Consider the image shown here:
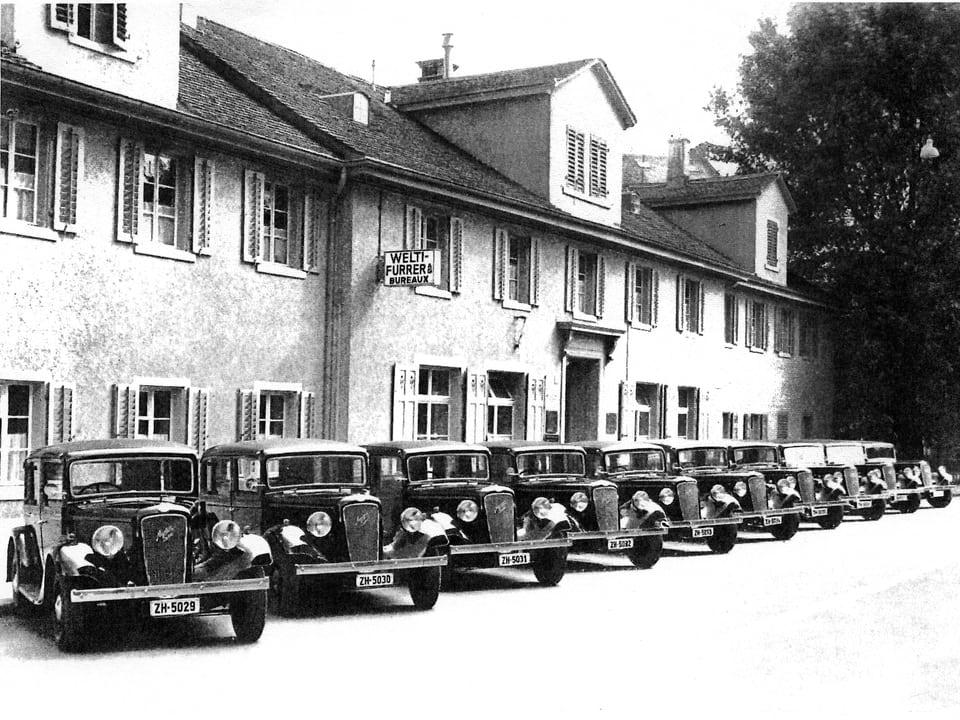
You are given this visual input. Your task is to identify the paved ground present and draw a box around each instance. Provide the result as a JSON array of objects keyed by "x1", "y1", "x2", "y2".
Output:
[{"x1": 2, "y1": 505, "x2": 959, "y2": 718}]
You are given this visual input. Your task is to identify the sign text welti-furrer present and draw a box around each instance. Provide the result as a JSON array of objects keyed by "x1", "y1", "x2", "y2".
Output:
[{"x1": 381, "y1": 249, "x2": 438, "y2": 287}]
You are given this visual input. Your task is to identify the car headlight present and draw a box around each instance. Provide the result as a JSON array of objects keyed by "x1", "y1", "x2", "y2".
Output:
[
  {"x1": 212, "y1": 519, "x2": 243, "y2": 550},
  {"x1": 401, "y1": 507, "x2": 424, "y2": 533},
  {"x1": 532, "y1": 496, "x2": 551, "y2": 520},
  {"x1": 710, "y1": 484, "x2": 726, "y2": 502},
  {"x1": 777, "y1": 476, "x2": 797, "y2": 493},
  {"x1": 305, "y1": 511, "x2": 333, "y2": 538},
  {"x1": 821, "y1": 473, "x2": 834, "y2": 484},
  {"x1": 456, "y1": 499, "x2": 478, "y2": 523},
  {"x1": 733, "y1": 480, "x2": 748, "y2": 497},
  {"x1": 570, "y1": 492, "x2": 589, "y2": 513},
  {"x1": 658, "y1": 488, "x2": 675, "y2": 506},
  {"x1": 938, "y1": 465, "x2": 953, "y2": 483},
  {"x1": 92, "y1": 525, "x2": 124, "y2": 558},
  {"x1": 632, "y1": 490, "x2": 650, "y2": 510}
]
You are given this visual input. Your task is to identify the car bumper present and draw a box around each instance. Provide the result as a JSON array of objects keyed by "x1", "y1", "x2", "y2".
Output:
[
  {"x1": 846, "y1": 495, "x2": 888, "y2": 510},
  {"x1": 70, "y1": 576, "x2": 269, "y2": 604},
  {"x1": 801, "y1": 501, "x2": 847, "y2": 518},
  {"x1": 665, "y1": 516, "x2": 742, "y2": 538},
  {"x1": 447, "y1": 537, "x2": 571, "y2": 557},
  {"x1": 888, "y1": 487, "x2": 926, "y2": 502},
  {"x1": 741, "y1": 507, "x2": 805, "y2": 527},
  {"x1": 926, "y1": 487, "x2": 953, "y2": 499},
  {"x1": 294, "y1": 554, "x2": 447, "y2": 577},
  {"x1": 569, "y1": 526, "x2": 667, "y2": 552}
]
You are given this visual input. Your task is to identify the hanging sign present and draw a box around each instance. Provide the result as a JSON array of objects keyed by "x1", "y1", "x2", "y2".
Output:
[{"x1": 380, "y1": 249, "x2": 438, "y2": 287}]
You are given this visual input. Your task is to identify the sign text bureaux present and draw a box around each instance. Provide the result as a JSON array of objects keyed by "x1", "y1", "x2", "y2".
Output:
[{"x1": 381, "y1": 249, "x2": 438, "y2": 287}]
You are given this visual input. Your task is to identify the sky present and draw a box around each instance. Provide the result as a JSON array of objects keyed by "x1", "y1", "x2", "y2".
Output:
[{"x1": 189, "y1": 0, "x2": 795, "y2": 155}]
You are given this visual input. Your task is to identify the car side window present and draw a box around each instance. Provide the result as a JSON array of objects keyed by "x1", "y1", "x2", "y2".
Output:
[
  {"x1": 205, "y1": 459, "x2": 234, "y2": 495},
  {"x1": 42, "y1": 461, "x2": 63, "y2": 502},
  {"x1": 23, "y1": 461, "x2": 38, "y2": 505},
  {"x1": 238, "y1": 457, "x2": 261, "y2": 492}
]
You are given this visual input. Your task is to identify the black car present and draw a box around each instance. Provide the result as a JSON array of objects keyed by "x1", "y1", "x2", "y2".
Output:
[
  {"x1": 819, "y1": 440, "x2": 895, "y2": 521},
  {"x1": 859, "y1": 441, "x2": 954, "y2": 511}
]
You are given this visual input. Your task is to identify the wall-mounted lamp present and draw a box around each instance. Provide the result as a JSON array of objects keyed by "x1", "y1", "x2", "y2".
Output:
[{"x1": 513, "y1": 315, "x2": 527, "y2": 350}]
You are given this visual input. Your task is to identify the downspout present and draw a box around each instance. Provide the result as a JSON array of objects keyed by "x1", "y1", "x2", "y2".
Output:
[{"x1": 324, "y1": 166, "x2": 350, "y2": 440}]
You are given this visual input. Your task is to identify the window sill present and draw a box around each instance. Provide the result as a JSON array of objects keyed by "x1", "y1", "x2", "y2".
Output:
[
  {"x1": 0, "y1": 219, "x2": 60, "y2": 242},
  {"x1": 765, "y1": 263, "x2": 781, "y2": 272},
  {"x1": 571, "y1": 310, "x2": 598, "y2": 323},
  {"x1": 561, "y1": 185, "x2": 613, "y2": 209},
  {"x1": 502, "y1": 299, "x2": 532, "y2": 313},
  {"x1": 777, "y1": 351, "x2": 793, "y2": 358},
  {"x1": 66, "y1": 34, "x2": 136, "y2": 63},
  {"x1": 724, "y1": 342, "x2": 739, "y2": 348},
  {"x1": 747, "y1": 346, "x2": 768, "y2": 354},
  {"x1": 629, "y1": 321, "x2": 655, "y2": 332},
  {"x1": 256, "y1": 261, "x2": 307, "y2": 279},
  {"x1": 134, "y1": 243, "x2": 196, "y2": 263},
  {"x1": 415, "y1": 286, "x2": 452, "y2": 300}
]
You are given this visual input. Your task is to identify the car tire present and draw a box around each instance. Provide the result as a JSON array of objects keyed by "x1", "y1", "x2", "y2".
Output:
[
  {"x1": 7, "y1": 540, "x2": 32, "y2": 616},
  {"x1": 532, "y1": 547, "x2": 567, "y2": 587},
  {"x1": 231, "y1": 568, "x2": 267, "y2": 643},
  {"x1": 52, "y1": 578, "x2": 86, "y2": 653},
  {"x1": 860, "y1": 499, "x2": 885, "y2": 521},
  {"x1": 706, "y1": 525, "x2": 737, "y2": 554},
  {"x1": 271, "y1": 562, "x2": 302, "y2": 618},
  {"x1": 769, "y1": 514, "x2": 800, "y2": 541},
  {"x1": 897, "y1": 494, "x2": 921, "y2": 514},
  {"x1": 814, "y1": 506, "x2": 843, "y2": 530},
  {"x1": 408, "y1": 550, "x2": 442, "y2": 610},
  {"x1": 627, "y1": 535, "x2": 663, "y2": 569},
  {"x1": 928, "y1": 492, "x2": 953, "y2": 509}
]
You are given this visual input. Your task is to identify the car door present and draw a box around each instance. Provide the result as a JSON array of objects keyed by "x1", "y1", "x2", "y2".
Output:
[
  {"x1": 231, "y1": 455, "x2": 263, "y2": 531},
  {"x1": 38, "y1": 460, "x2": 64, "y2": 560}
]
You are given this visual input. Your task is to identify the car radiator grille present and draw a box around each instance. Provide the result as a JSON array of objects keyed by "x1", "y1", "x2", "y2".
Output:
[
  {"x1": 343, "y1": 503, "x2": 380, "y2": 563},
  {"x1": 798, "y1": 471, "x2": 815, "y2": 504},
  {"x1": 592, "y1": 486, "x2": 619, "y2": 532},
  {"x1": 844, "y1": 468, "x2": 860, "y2": 497},
  {"x1": 484, "y1": 492, "x2": 515, "y2": 544},
  {"x1": 882, "y1": 464, "x2": 897, "y2": 490},
  {"x1": 748, "y1": 477, "x2": 767, "y2": 511},
  {"x1": 677, "y1": 482, "x2": 700, "y2": 521},
  {"x1": 141, "y1": 514, "x2": 188, "y2": 585},
  {"x1": 920, "y1": 461, "x2": 933, "y2": 486}
]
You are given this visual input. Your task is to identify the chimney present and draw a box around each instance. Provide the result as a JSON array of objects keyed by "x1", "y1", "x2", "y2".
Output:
[
  {"x1": 416, "y1": 58, "x2": 444, "y2": 82},
  {"x1": 442, "y1": 33, "x2": 453, "y2": 79},
  {"x1": 666, "y1": 135, "x2": 689, "y2": 187}
]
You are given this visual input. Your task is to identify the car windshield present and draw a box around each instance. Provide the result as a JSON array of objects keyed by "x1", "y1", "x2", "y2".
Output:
[
  {"x1": 605, "y1": 450, "x2": 665, "y2": 474},
  {"x1": 677, "y1": 448, "x2": 727, "y2": 468},
  {"x1": 865, "y1": 445, "x2": 896, "y2": 461},
  {"x1": 782, "y1": 445, "x2": 826, "y2": 466},
  {"x1": 70, "y1": 457, "x2": 193, "y2": 496},
  {"x1": 407, "y1": 453, "x2": 489, "y2": 483},
  {"x1": 733, "y1": 447, "x2": 778, "y2": 465},
  {"x1": 825, "y1": 445, "x2": 865, "y2": 465},
  {"x1": 265, "y1": 454, "x2": 365, "y2": 488},
  {"x1": 517, "y1": 451, "x2": 585, "y2": 477}
]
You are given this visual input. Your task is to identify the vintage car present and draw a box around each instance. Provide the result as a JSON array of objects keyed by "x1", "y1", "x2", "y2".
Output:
[
  {"x1": 820, "y1": 440, "x2": 895, "y2": 520},
  {"x1": 780, "y1": 441, "x2": 888, "y2": 521},
  {"x1": 582, "y1": 440, "x2": 743, "y2": 554},
  {"x1": 657, "y1": 440, "x2": 804, "y2": 541},
  {"x1": 859, "y1": 441, "x2": 954, "y2": 510},
  {"x1": 5, "y1": 440, "x2": 271, "y2": 652},
  {"x1": 364, "y1": 441, "x2": 572, "y2": 586},
  {"x1": 199, "y1": 439, "x2": 448, "y2": 616},
  {"x1": 484, "y1": 441, "x2": 667, "y2": 569},
  {"x1": 771, "y1": 442, "x2": 851, "y2": 529},
  {"x1": 727, "y1": 440, "x2": 842, "y2": 535}
]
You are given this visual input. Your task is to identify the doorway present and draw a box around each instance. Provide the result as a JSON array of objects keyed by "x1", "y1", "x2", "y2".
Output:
[{"x1": 564, "y1": 358, "x2": 600, "y2": 442}]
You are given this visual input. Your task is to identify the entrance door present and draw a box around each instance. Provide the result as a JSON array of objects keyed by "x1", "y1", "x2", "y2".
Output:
[{"x1": 564, "y1": 358, "x2": 600, "y2": 442}]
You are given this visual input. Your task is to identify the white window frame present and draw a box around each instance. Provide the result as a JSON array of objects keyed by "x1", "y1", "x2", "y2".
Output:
[
  {"x1": 627, "y1": 264, "x2": 657, "y2": 329},
  {"x1": 141, "y1": 150, "x2": 181, "y2": 249},
  {"x1": 416, "y1": 367, "x2": 452, "y2": 441},
  {"x1": 677, "y1": 386, "x2": 699, "y2": 440},
  {"x1": 48, "y1": 4, "x2": 134, "y2": 61},
  {"x1": 486, "y1": 374, "x2": 516, "y2": 440},
  {"x1": 1, "y1": 382, "x2": 33, "y2": 487},
  {"x1": 136, "y1": 387, "x2": 175, "y2": 441},
  {"x1": 746, "y1": 300, "x2": 769, "y2": 352},
  {"x1": 1, "y1": 117, "x2": 39, "y2": 226},
  {"x1": 724, "y1": 293, "x2": 739, "y2": 345}
]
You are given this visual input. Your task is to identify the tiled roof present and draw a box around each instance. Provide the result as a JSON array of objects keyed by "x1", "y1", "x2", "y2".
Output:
[
  {"x1": 619, "y1": 204, "x2": 738, "y2": 269},
  {"x1": 627, "y1": 172, "x2": 796, "y2": 212},
  {"x1": 181, "y1": 19, "x2": 553, "y2": 209},
  {"x1": 390, "y1": 59, "x2": 596, "y2": 106}
]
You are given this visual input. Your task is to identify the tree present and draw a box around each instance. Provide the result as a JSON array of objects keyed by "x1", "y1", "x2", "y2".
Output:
[{"x1": 709, "y1": 3, "x2": 960, "y2": 460}]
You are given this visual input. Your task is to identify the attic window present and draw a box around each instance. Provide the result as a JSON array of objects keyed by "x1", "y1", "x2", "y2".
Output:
[
  {"x1": 49, "y1": 4, "x2": 130, "y2": 52},
  {"x1": 353, "y1": 94, "x2": 369, "y2": 125},
  {"x1": 319, "y1": 92, "x2": 369, "y2": 125}
]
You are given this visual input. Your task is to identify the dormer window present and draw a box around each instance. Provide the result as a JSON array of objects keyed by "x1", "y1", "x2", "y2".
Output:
[
  {"x1": 49, "y1": 4, "x2": 130, "y2": 55},
  {"x1": 565, "y1": 126, "x2": 609, "y2": 200}
]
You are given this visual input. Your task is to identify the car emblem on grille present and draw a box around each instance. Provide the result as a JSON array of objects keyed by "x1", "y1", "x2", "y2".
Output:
[
  {"x1": 491, "y1": 499, "x2": 507, "y2": 514},
  {"x1": 355, "y1": 513, "x2": 370, "y2": 527},
  {"x1": 155, "y1": 525, "x2": 175, "y2": 544}
]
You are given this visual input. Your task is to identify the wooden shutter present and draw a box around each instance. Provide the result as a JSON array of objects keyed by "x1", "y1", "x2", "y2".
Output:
[
  {"x1": 113, "y1": 384, "x2": 138, "y2": 439},
  {"x1": 492, "y1": 228, "x2": 507, "y2": 300},
  {"x1": 732, "y1": 413, "x2": 740, "y2": 441},
  {"x1": 54, "y1": 123, "x2": 84, "y2": 232},
  {"x1": 299, "y1": 391, "x2": 317, "y2": 439},
  {"x1": 187, "y1": 388, "x2": 211, "y2": 451},
  {"x1": 191, "y1": 156, "x2": 214, "y2": 255},
  {"x1": 530, "y1": 237, "x2": 541, "y2": 306},
  {"x1": 391, "y1": 364, "x2": 418, "y2": 441},
  {"x1": 464, "y1": 371, "x2": 487, "y2": 443},
  {"x1": 762, "y1": 415, "x2": 769, "y2": 440},
  {"x1": 652, "y1": 270, "x2": 660, "y2": 327},
  {"x1": 596, "y1": 255, "x2": 606, "y2": 318},
  {"x1": 404, "y1": 205, "x2": 422, "y2": 250},
  {"x1": 565, "y1": 246, "x2": 579, "y2": 312},
  {"x1": 745, "y1": 301, "x2": 754, "y2": 347},
  {"x1": 237, "y1": 389, "x2": 258, "y2": 441},
  {"x1": 763, "y1": 304, "x2": 770, "y2": 350},
  {"x1": 694, "y1": 388, "x2": 702, "y2": 439},
  {"x1": 242, "y1": 170, "x2": 265, "y2": 262},
  {"x1": 450, "y1": 217, "x2": 463, "y2": 294},
  {"x1": 625, "y1": 262, "x2": 636, "y2": 323},
  {"x1": 302, "y1": 190, "x2": 326, "y2": 273},
  {"x1": 525, "y1": 375, "x2": 546, "y2": 441},
  {"x1": 657, "y1": 385, "x2": 668, "y2": 439},
  {"x1": 49, "y1": 4, "x2": 75, "y2": 31},
  {"x1": 112, "y1": 4, "x2": 129, "y2": 49},
  {"x1": 619, "y1": 381, "x2": 636, "y2": 439},
  {"x1": 116, "y1": 138, "x2": 143, "y2": 243},
  {"x1": 697, "y1": 282, "x2": 705, "y2": 335},
  {"x1": 675, "y1": 274, "x2": 686, "y2": 332},
  {"x1": 47, "y1": 383, "x2": 76, "y2": 445}
]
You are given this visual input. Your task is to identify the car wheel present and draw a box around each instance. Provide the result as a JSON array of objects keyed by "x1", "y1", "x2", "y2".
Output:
[
  {"x1": 408, "y1": 550, "x2": 442, "y2": 610},
  {"x1": 860, "y1": 499, "x2": 885, "y2": 521},
  {"x1": 271, "y1": 563, "x2": 302, "y2": 618},
  {"x1": 814, "y1": 506, "x2": 843, "y2": 529},
  {"x1": 769, "y1": 514, "x2": 800, "y2": 541},
  {"x1": 7, "y1": 541, "x2": 32, "y2": 616},
  {"x1": 928, "y1": 491, "x2": 953, "y2": 509},
  {"x1": 231, "y1": 568, "x2": 267, "y2": 643},
  {"x1": 52, "y1": 578, "x2": 86, "y2": 653},
  {"x1": 532, "y1": 547, "x2": 567, "y2": 587},
  {"x1": 897, "y1": 494, "x2": 921, "y2": 514},
  {"x1": 627, "y1": 535, "x2": 663, "y2": 569},
  {"x1": 706, "y1": 525, "x2": 737, "y2": 554}
]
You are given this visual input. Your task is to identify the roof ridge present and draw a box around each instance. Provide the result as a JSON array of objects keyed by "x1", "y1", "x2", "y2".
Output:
[{"x1": 391, "y1": 58, "x2": 596, "y2": 89}]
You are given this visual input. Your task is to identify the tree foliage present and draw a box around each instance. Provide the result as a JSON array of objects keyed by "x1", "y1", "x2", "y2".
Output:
[{"x1": 709, "y1": 3, "x2": 960, "y2": 458}]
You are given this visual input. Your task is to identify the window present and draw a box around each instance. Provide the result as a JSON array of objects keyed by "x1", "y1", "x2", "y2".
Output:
[
  {"x1": 801, "y1": 414, "x2": 814, "y2": 439},
  {"x1": 677, "y1": 387, "x2": 699, "y2": 440},
  {"x1": 49, "y1": 4, "x2": 129, "y2": 51},
  {"x1": 1, "y1": 118, "x2": 38, "y2": 223},
  {"x1": 508, "y1": 235, "x2": 530, "y2": 303},
  {"x1": 237, "y1": 387, "x2": 315, "y2": 441},
  {"x1": 565, "y1": 126, "x2": 609, "y2": 200},
  {"x1": 392, "y1": 364, "x2": 463, "y2": 441},
  {"x1": 142, "y1": 152, "x2": 179, "y2": 246},
  {"x1": 578, "y1": 252, "x2": 598, "y2": 316},
  {"x1": 744, "y1": 413, "x2": 768, "y2": 440},
  {"x1": 565, "y1": 246, "x2": 605, "y2": 318},
  {"x1": 137, "y1": 388, "x2": 172, "y2": 440},
  {"x1": 259, "y1": 393, "x2": 286, "y2": 438},
  {"x1": 722, "y1": 412, "x2": 739, "y2": 440},
  {"x1": 1, "y1": 384, "x2": 31, "y2": 487},
  {"x1": 405, "y1": 205, "x2": 463, "y2": 294},
  {"x1": 589, "y1": 135, "x2": 608, "y2": 198},
  {"x1": 676, "y1": 275, "x2": 704, "y2": 334},
  {"x1": 493, "y1": 229, "x2": 539, "y2": 307},
  {"x1": 486, "y1": 373, "x2": 516, "y2": 440},
  {"x1": 417, "y1": 368, "x2": 451, "y2": 441},
  {"x1": 626, "y1": 263, "x2": 658, "y2": 327},
  {"x1": 766, "y1": 220, "x2": 779, "y2": 267},
  {"x1": 774, "y1": 307, "x2": 796, "y2": 355},
  {"x1": 263, "y1": 180, "x2": 290, "y2": 264},
  {"x1": 776, "y1": 412, "x2": 789, "y2": 440},
  {"x1": 745, "y1": 300, "x2": 769, "y2": 350},
  {"x1": 635, "y1": 384, "x2": 658, "y2": 438},
  {"x1": 724, "y1": 293, "x2": 739, "y2": 345},
  {"x1": 565, "y1": 127, "x2": 585, "y2": 193},
  {"x1": 799, "y1": 314, "x2": 820, "y2": 358},
  {"x1": 115, "y1": 383, "x2": 210, "y2": 451}
]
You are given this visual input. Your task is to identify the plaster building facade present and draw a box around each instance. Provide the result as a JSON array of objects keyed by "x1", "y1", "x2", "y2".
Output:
[{"x1": 0, "y1": 4, "x2": 834, "y2": 510}]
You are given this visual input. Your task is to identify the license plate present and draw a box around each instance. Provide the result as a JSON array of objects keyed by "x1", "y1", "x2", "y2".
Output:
[
  {"x1": 897, "y1": 494, "x2": 910, "y2": 502},
  {"x1": 932, "y1": 490, "x2": 945, "y2": 497},
  {"x1": 811, "y1": 507, "x2": 828, "y2": 517},
  {"x1": 356, "y1": 572, "x2": 393, "y2": 588},
  {"x1": 763, "y1": 516, "x2": 783, "y2": 526},
  {"x1": 149, "y1": 598, "x2": 199, "y2": 617},
  {"x1": 692, "y1": 527, "x2": 714, "y2": 538},
  {"x1": 607, "y1": 538, "x2": 634, "y2": 551},
  {"x1": 498, "y1": 552, "x2": 531, "y2": 567},
  {"x1": 857, "y1": 499, "x2": 874, "y2": 509}
]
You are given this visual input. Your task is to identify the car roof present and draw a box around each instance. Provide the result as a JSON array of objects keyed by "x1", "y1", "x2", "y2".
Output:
[
  {"x1": 726, "y1": 440, "x2": 779, "y2": 449},
  {"x1": 362, "y1": 440, "x2": 490, "y2": 454},
  {"x1": 578, "y1": 440, "x2": 666, "y2": 453},
  {"x1": 483, "y1": 441, "x2": 585, "y2": 454},
  {"x1": 202, "y1": 438, "x2": 368, "y2": 459},
  {"x1": 653, "y1": 439, "x2": 729, "y2": 451},
  {"x1": 28, "y1": 438, "x2": 198, "y2": 462}
]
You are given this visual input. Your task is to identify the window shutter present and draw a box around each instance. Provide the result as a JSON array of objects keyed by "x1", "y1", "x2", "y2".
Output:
[
  {"x1": 116, "y1": 138, "x2": 143, "y2": 243},
  {"x1": 47, "y1": 383, "x2": 76, "y2": 445},
  {"x1": 697, "y1": 282, "x2": 705, "y2": 335},
  {"x1": 658, "y1": 384, "x2": 669, "y2": 439},
  {"x1": 763, "y1": 304, "x2": 770, "y2": 350},
  {"x1": 187, "y1": 388, "x2": 211, "y2": 451},
  {"x1": 675, "y1": 274, "x2": 686, "y2": 332},
  {"x1": 566, "y1": 127, "x2": 585, "y2": 192},
  {"x1": 53, "y1": 123, "x2": 84, "y2": 232},
  {"x1": 391, "y1": 364, "x2": 418, "y2": 441},
  {"x1": 464, "y1": 371, "x2": 487, "y2": 443},
  {"x1": 596, "y1": 255, "x2": 606, "y2": 318},
  {"x1": 694, "y1": 388, "x2": 702, "y2": 439},
  {"x1": 762, "y1": 415, "x2": 769, "y2": 440},
  {"x1": 450, "y1": 217, "x2": 463, "y2": 294},
  {"x1": 302, "y1": 190, "x2": 326, "y2": 273},
  {"x1": 404, "y1": 205, "x2": 422, "y2": 250},
  {"x1": 113, "y1": 384, "x2": 138, "y2": 439},
  {"x1": 732, "y1": 412, "x2": 740, "y2": 441},
  {"x1": 49, "y1": 4, "x2": 75, "y2": 32},
  {"x1": 493, "y1": 227, "x2": 507, "y2": 300},
  {"x1": 525, "y1": 375, "x2": 546, "y2": 441},
  {"x1": 237, "y1": 389, "x2": 258, "y2": 441},
  {"x1": 190, "y1": 156, "x2": 214, "y2": 255},
  {"x1": 530, "y1": 236, "x2": 541, "y2": 307},
  {"x1": 624, "y1": 262, "x2": 636, "y2": 323},
  {"x1": 745, "y1": 301, "x2": 754, "y2": 347},
  {"x1": 565, "y1": 246, "x2": 579, "y2": 312},
  {"x1": 619, "y1": 381, "x2": 636, "y2": 439},
  {"x1": 652, "y1": 270, "x2": 660, "y2": 327},
  {"x1": 113, "y1": 4, "x2": 129, "y2": 48},
  {"x1": 242, "y1": 170, "x2": 265, "y2": 262},
  {"x1": 299, "y1": 391, "x2": 317, "y2": 439}
]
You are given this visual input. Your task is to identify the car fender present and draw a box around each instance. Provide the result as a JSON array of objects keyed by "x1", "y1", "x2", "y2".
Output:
[
  {"x1": 621, "y1": 501, "x2": 667, "y2": 529},
  {"x1": 429, "y1": 511, "x2": 456, "y2": 532},
  {"x1": 384, "y1": 517, "x2": 449, "y2": 559},
  {"x1": 779, "y1": 488, "x2": 802, "y2": 506},
  {"x1": 238, "y1": 532, "x2": 273, "y2": 567},
  {"x1": 57, "y1": 543, "x2": 96, "y2": 577},
  {"x1": 712, "y1": 495, "x2": 741, "y2": 517},
  {"x1": 277, "y1": 524, "x2": 310, "y2": 553}
]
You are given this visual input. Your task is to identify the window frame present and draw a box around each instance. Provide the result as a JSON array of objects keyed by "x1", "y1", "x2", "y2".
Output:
[
  {"x1": 563, "y1": 125, "x2": 612, "y2": 207},
  {"x1": 1, "y1": 382, "x2": 33, "y2": 488},
  {"x1": 676, "y1": 386, "x2": 699, "y2": 440},
  {"x1": 745, "y1": 299, "x2": 769, "y2": 352},
  {"x1": 48, "y1": 4, "x2": 133, "y2": 60},
  {"x1": 494, "y1": 227, "x2": 539, "y2": 310},
  {"x1": 724, "y1": 293, "x2": 739, "y2": 345},
  {"x1": 676, "y1": 275, "x2": 705, "y2": 335},
  {"x1": 626, "y1": 263, "x2": 658, "y2": 329},
  {"x1": 774, "y1": 306, "x2": 796, "y2": 356},
  {"x1": 798, "y1": 313, "x2": 820, "y2": 359},
  {"x1": 416, "y1": 367, "x2": 453, "y2": 441}
]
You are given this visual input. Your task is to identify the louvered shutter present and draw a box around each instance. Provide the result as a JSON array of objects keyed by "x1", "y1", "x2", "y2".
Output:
[
  {"x1": 49, "y1": 4, "x2": 75, "y2": 31},
  {"x1": 694, "y1": 388, "x2": 702, "y2": 439},
  {"x1": 596, "y1": 256, "x2": 606, "y2": 318},
  {"x1": 47, "y1": 383, "x2": 76, "y2": 445},
  {"x1": 742, "y1": 414, "x2": 750, "y2": 440},
  {"x1": 464, "y1": 371, "x2": 487, "y2": 443},
  {"x1": 302, "y1": 190, "x2": 326, "y2": 273},
  {"x1": 530, "y1": 237, "x2": 541, "y2": 306},
  {"x1": 53, "y1": 123, "x2": 84, "y2": 232},
  {"x1": 191, "y1": 156, "x2": 214, "y2": 255},
  {"x1": 565, "y1": 246, "x2": 579, "y2": 312},
  {"x1": 492, "y1": 228, "x2": 507, "y2": 300},
  {"x1": 116, "y1": 138, "x2": 143, "y2": 243},
  {"x1": 763, "y1": 304, "x2": 770, "y2": 350},
  {"x1": 652, "y1": 270, "x2": 660, "y2": 326},
  {"x1": 404, "y1": 205, "x2": 422, "y2": 250},
  {"x1": 113, "y1": 4, "x2": 129, "y2": 49},
  {"x1": 697, "y1": 282, "x2": 705, "y2": 335},
  {"x1": 657, "y1": 385, "x2": 668, "y2": 439},
  {"x1": 745, "y1": 301, "x2": 754, "y2": 347},
  {"x1": 619, "y1": 382, "x2": 635, "y2": 439},
  {"x1": 525, "y1": 375, "x2": 546, "y2": 441},
  {"x1": 287, "y1": 191, "x2": 304, "y2": 270},
  {"x1": 391, "y1": 365, "x2": 418, "y2": 441},
  {"x1": 762, "y1": 415, "x2": 769, "y2": 440},
  {"x1": 242, "y1": 170, "x2": 265, "y2": 262},
  {"x1": 299, "y1": 391, "x2": 317, "y2": 439},
  {"x1": 625, "y1": 262, "x2": 636, "y2": 323},
  {"x1": 449, "y1": 217, "x2": 463, "y2": 294},
  {"x1": 566, "y1": 127, "x2": 585, "y2": 192},
  {"x1": 237, "y1": 390, "x2": 258, "y2": 441},
  {"x1": 187, "y1": 388, "x2": 211, "y2": 451},
  {"x1": 732, "y1": 413, "x2": 740, "y2": 441},
  {"x1": 676, "y1": 274, "x2": 686, "y2": 332},
  {"x1": 113, "y1": 384, "x2": 138, "y2": 439}
]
